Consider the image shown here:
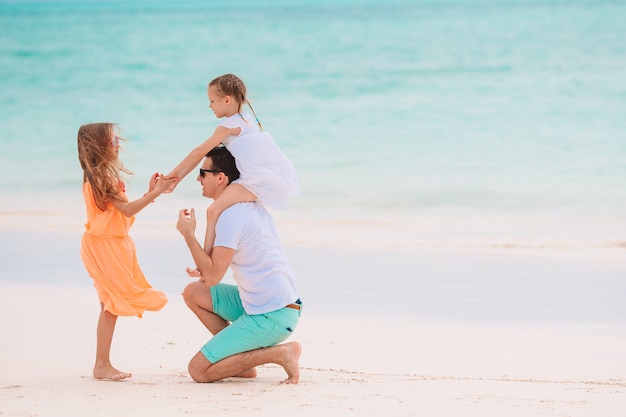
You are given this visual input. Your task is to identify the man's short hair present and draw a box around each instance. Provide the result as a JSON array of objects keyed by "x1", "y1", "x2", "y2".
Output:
[{"x1": 206, "y1": 146, "x2": 241, "y2": 184}]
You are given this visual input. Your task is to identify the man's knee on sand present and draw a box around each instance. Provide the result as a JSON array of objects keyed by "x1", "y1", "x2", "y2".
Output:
[
  {"x1": 188, "y1": 351, "x2": 213, "y2": 383},
  {"x1": 182, "y1": 281, "x2": 208, "y2": 309}
]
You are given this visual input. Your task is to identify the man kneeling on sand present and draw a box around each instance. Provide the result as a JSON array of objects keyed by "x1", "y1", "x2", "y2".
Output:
[{"x1": 176, "y1": 146, "x2": 302, "y2": 384}]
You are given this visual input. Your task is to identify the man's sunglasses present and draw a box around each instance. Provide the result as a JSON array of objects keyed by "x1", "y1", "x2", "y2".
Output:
[{"x1": 199, "y1": 168, "x2": 222, "y2": 178}]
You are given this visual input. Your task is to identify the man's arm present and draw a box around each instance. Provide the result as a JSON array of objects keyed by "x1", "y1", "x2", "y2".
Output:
[{"x1": 176, "y1": 208, "x2": 234, "y2": 286}]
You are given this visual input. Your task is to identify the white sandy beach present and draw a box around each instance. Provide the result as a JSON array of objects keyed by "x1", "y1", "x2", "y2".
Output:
[
  {"x1": 2, "y1": 0, "x2": 626, "y2": 414},
  {"x1": 1, "y1": 210, "x2": 626, "y2": 416}
]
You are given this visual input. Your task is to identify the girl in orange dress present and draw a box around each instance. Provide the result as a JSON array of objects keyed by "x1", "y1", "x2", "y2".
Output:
[{"x1": 77, "y1": 122, "x2": 176, "y2": 380}]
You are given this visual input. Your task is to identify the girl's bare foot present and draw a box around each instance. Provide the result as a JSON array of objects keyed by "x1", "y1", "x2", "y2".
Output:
[
  {"x1": 279, "y1": 341, "x2": 302, "y2": 384},
  {"x1": 93, "y1": 364, "x2": 132, "y2": 381}
]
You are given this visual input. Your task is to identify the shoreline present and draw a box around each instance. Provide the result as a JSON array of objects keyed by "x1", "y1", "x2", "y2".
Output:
[
  {"x1": 1, "y1": 196, "x2": 625, "y2": 263},
  {"x1": 2, "y1": 224, "x2": 626, "y2": 324}
]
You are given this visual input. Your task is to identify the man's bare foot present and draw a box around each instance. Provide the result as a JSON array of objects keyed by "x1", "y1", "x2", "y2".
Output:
[
  {"x1": 235, "y1": 367, "x2": 257, "y2": 378},
  {"x1": 279, "y1": 341, "x2": 301, "y2": 384},
  {"x1": 93, "y1": 364, "x2": 132, "y2": 381}
]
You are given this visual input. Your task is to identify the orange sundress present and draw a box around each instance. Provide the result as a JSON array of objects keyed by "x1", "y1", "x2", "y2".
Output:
[{"x1": 80, "y1": 181, "x2": 167, "y2": 317}]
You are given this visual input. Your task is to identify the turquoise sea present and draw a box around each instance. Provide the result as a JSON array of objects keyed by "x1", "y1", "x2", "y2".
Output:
[{"x1": 1, "y1": 0, "x2": 625, "y2": 247}]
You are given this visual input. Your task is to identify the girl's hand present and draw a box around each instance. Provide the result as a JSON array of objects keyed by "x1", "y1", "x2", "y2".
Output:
[
  {"x1": 153, "y1": 173, "x2": 178, "y2": 194},
  {"x1": 163, "y1": 172, "x2": 180, "y2": 193},
  {"x1": 148, "y1": 172, "x2": 159, "y2": 193}
]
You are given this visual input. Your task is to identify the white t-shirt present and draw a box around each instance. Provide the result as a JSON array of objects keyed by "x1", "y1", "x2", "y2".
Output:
[
  {"x1": 214, "y1": 202, "x2": 299, "y2": 314},
  {"x1": 218, "y1": 113, "x2": 299, "y2": 211},
  {"x1": 218, "y1": 111, "x2": 260, "y2": 136}
]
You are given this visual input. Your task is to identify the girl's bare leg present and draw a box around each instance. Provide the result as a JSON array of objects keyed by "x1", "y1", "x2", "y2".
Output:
[
  {"x1": 93, "y1": 304, "x2": 131, "y2": 380},
  {"x1": 204, "y1": 184, "x2": 257, "y2": 254}
]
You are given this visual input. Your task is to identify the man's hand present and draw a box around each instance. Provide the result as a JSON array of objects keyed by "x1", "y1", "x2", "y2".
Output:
[
  {"x1": 177, "y1": 208, "x2": 196, "y2": 238},
  {"x1": 185, "y1": 267, "x2": 204, "y2": 282}
]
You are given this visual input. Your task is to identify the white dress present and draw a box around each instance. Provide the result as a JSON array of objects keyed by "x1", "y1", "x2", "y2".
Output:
[{"x1": 219, "y1": 112, "x2": 299, "y2": 210}]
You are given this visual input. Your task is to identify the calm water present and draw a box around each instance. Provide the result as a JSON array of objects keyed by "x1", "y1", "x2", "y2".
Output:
[{"x1": 1, "y1": 0, "x2": 625, "y2": 245}]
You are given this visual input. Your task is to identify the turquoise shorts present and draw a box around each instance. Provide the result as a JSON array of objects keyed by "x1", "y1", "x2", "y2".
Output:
[{"x1": 200, "y1": 283, "x2": 301, "y2": 364}]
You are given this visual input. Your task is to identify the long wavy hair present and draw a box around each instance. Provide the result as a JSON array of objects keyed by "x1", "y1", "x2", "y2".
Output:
[{"x1": 77, "y1": 122, "x2": 131, "y2": 211}]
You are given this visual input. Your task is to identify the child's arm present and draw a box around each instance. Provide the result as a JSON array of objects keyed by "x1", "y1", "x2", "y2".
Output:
[
  {"x1": 110, "y1": 172, "x2": 176, "y2": 217},
  {"x1": 165, "y1": 126, "x2": 239, "y2": 189}
]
